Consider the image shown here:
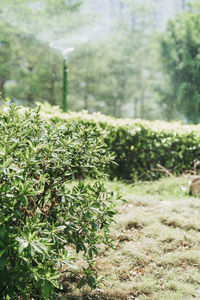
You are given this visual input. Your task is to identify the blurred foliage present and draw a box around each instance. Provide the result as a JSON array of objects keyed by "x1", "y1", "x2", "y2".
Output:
[
  {"x1": 69, "y1": 0, "x2": 161, "y2": 119},
  {"x1": 158, "y1": 0, "x2": 200, "y2": 124},
  {"x1": 0, "y1": 0, "x2": 83, "y2": 41},
  {"x1": 1, "y1": 0, "x2": 200, "y2": 123},
  {"x1": 0, "y1": 21, "x2": 63, "y2": 105},
  {"x1": 0, "y1": 0, "x2": 163, "y2": 120}
]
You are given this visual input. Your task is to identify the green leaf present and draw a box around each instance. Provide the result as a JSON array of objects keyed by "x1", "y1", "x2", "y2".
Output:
[
  {"x1": 41, "y1": 280, "x2": 53, "y2": 299},
  {"x1": 0, "y1": 226, "x2": 6, "y2": 240},
  {"x1": 0, "y1": 241, "x2": 5, "y2": 248},
  {"x1": 78, "y1": 278, "x2": 86, "y2": 288},
  {"x1": 31, "y1": 241, "x2": 47, "y2": 255},
  {"x1": 16, "y1": 237, "x2": 29, "y2": 254},
  {"x1": 0, "y1": 256, "x2": 7, "y2": 270},
  {"x1": 7, "y1": 142, "x2": 18, "y2": 154},
  {"x1": 0, "y1": 249, "x2": 6, "y2": 258}
]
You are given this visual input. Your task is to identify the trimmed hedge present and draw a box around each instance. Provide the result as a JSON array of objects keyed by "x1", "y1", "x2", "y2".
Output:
[{"x1": 38, "y1": 103, "x2": 200, "y2": 181}]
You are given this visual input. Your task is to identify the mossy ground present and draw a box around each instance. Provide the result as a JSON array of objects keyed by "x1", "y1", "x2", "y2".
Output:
[{"x1": 59, "y1": 176, "x2": 200, "y2": 300}]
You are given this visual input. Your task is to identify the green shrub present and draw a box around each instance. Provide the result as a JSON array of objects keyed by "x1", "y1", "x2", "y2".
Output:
[
  {"x1": 38, "y1": 103, "x2": 200, "y2": 181},
  {"x1": 0, "y1": 105, "x2": 116, "y2": 299},
  {"x1": 103, "y1": 123, "x2": 200, "y2": 181}
]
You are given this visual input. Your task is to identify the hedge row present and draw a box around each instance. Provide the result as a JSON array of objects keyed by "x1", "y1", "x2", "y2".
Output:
[{"x1": 39, "y1": 103, "x2": 200, "y2": 181}]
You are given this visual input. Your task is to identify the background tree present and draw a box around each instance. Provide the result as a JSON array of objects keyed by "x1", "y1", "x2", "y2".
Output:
[
  {"x1": 0, "y1": 22, "x2": 13, "y2": 100},
  {"x1": 0, "y1": 0, "x2": 88, "y2": 107},
  {"x1": 0, "y1": 0, "x2": 83, "y2": 43},
  {"x1": 69, "y1": 0, "x2": 161, "y2": 119},
  {"x1": 0, "y1": 0, "x2": 163, "y2": 120},
  {"x1": 7, "y1": 35, "x2": 63, "y2": 105},
  {"x1": 0, "y1": 21, "x2": 63, "y2": 106},
  {"x1": 159, "y1": 1, "x2": 200, "y2": 123}
]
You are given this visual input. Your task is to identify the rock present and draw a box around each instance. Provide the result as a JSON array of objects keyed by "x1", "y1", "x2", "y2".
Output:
[{"x1": 189, "y1": 177, "x2": 200, "y2": 196}]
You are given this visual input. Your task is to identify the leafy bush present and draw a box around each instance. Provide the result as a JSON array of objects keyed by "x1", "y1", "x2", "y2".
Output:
[
  {"x1": 38, "y1": 103, "x2": 200, "y2": 181},
  {"x1": 0, "y1": 105, "x2": 116, "y2": 299}
]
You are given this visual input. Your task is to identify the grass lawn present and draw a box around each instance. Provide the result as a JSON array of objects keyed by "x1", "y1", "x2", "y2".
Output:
[{"x1": 60, "y1": 176, "x2": 200, "y2": 300}]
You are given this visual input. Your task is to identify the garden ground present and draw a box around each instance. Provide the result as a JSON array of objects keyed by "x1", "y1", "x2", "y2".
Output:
[{"x1": 60, "y1": 176, "x2": 200, "y2": 300}]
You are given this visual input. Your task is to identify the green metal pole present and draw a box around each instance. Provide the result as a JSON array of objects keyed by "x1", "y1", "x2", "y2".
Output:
[{"x1": 62, "y1": 58, "x2": 67, "y2": 112}]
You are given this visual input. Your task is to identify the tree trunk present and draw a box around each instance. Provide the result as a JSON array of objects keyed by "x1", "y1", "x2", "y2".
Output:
[
  {"x1": 48, "y1": 67, "x2": 56, "y2": 105},
  {"x1": 139, "y1": 85, "x2": 146, "y2": 118},
  {"x1": 83, "y1": 92, "x2": 88, "y2": 110},
  {"x1": 134, "y1": 97, "x2": 139, "y2": 118},
  {"x1": 49, "y1": 78, "x2": 56, "y2": 105},
  {"x1": 0, "y1": 79, "x2": 6, "y2": 100},
  {"x1": 27, "y1": 92, "x2": 34, "y2": 104}
]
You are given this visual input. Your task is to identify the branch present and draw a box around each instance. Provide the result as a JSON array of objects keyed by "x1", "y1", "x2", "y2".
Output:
[
  {"x1": 152, "y1": 164, "x2": 173, "y2": 177},
  {"x1": 59, "y1": 269, "x2": 81, "y2": 279},
  {"x1": 194, "y1": 161, "x2": 200, "y2": 175}
]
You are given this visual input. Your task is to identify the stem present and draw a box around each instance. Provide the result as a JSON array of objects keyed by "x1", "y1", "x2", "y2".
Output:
[{"x1": 62, "y1": 59, "x2": 67, "y2": 112}]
